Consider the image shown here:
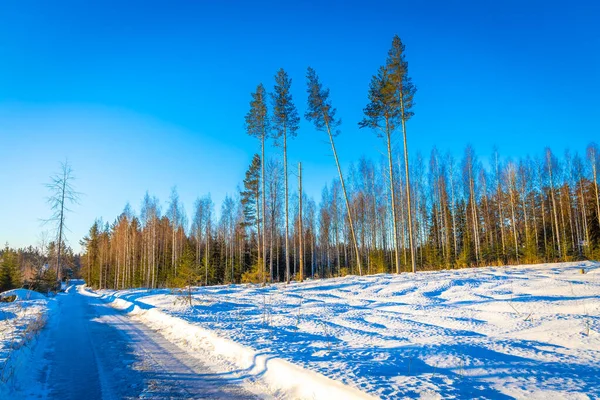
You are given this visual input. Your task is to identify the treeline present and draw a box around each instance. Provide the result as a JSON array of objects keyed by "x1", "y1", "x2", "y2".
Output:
[
  {"x1": 79, "y1": 35, "x2": 600, "y2": 289},
  {"x1": 79, "y1": 142, "x2": 600, "y2": 290},
  {"x1": 0, "y1": 243, "x2": 79, "y2": 292}
]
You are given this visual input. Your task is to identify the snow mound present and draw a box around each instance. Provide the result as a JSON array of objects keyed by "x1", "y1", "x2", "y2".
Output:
[
  {"x1": 0, "y1": 289, "x2": 46, "y2": 301},
  {"x1": 1, "y1": 289, "x2": 51, "y2": 399}
]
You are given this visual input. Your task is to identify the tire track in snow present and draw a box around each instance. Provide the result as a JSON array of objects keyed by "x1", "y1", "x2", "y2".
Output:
[{"x1": 39, "y1": 286, "x2": 260, "y2": 399}]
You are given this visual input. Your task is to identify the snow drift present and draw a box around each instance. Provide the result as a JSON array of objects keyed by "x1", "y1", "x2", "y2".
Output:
[
  {"x1": 0, "y1": 290, "x2": 51, "y2": 398},
  {"x1": 0, "y1": 289, "x2": 47, "y2": 301},
  {"x1": 88, "y1": 285, "x2": 375, "y2": 399}
]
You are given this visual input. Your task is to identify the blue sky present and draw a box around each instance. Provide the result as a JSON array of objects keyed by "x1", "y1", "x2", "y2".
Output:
[{"x1": 1, "y1": 0, "x2": 598, "y2": 251}]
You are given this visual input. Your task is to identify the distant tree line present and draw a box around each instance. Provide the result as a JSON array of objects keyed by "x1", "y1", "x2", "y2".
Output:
[
  {"x1": 0, "y1": 242, "x2": 79, "y2": 292},
  {"x1": 78, "y1": 35, "x2": 600, "y2": 289}
]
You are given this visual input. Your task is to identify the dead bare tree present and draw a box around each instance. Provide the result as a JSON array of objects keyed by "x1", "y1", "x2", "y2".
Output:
[{"x1": 44, "y1": 161, "x2": 80, "y2": 282}]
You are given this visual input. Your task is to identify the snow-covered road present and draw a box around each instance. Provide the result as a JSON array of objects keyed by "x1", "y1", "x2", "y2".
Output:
[{"x1": 20, "y1": 284, "x2": 260, "y2": 399}]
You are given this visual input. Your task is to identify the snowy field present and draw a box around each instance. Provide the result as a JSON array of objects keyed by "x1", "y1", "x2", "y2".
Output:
[
  {"x1": 101, "y1": 261, "x2": 600, "y2": 399},
  {"x1": 0, "y1": 289, "x2": 50, "y2": 396}
]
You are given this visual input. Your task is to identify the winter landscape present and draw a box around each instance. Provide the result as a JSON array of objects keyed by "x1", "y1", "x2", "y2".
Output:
[
  {"x1": 2, "y1": 1, "x2": 599, "y2": 399},
  {"x1": 1, "y1": 262, "x2": 599, "y2": 399}
]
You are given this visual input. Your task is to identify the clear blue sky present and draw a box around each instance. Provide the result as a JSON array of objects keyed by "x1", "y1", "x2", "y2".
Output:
[{"x1": 1, "y1": 0, "x2": 598, "y2": 251}]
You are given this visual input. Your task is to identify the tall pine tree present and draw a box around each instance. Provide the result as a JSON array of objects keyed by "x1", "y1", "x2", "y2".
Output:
[
  {"x1": 271, "y1": 68, "x2": 300, "y2": 283},
  {"x1": 386, "y1": 35, "x2": 418, "y2": 273},
  {"x1": 359, "y1": 65, "x2": 403, "y2": 274},
  {"x1": 245, "y1": 84, "x2": 269, "y2": 284},
  {"x1": 305, "y1": 66, "x2": 362, "y2": 276}
]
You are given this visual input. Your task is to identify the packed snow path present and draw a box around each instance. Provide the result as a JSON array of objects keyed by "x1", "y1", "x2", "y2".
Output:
[{"x1": 35, "y1": 284, "x2": 259, "y2": 399}]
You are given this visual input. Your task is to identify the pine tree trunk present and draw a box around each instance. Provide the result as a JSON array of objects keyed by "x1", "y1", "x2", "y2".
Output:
[
  {"x1": 261, "y1": 135, "x2": 267, "y2": 285},
  {"x1": 592, "y1": 158, "x2": 600, "y2": 234},
  {"x1": 284, "y1": 128, "x2": 290, "y2": 283},
  {"x1": 547, "y1": 152, "x2": 562, "y2": 258},
  {"x1": 256, "y1": 179, "x2": 261, "y2": 281},
  {"x1": 298, "y1": 162, "x2": 304, "y2": 281},
  {"x1": 324, "y1": 120, "x2": 362, "y2": 275},
  {"x1": 385, "y1": 121, "x2": 401, "y2": 274},
  {"x1": 508, "y1": 169, "x2": 519, "y2": 263},
  {"x1": 399, "y1": 118, "x2": 414, "y2": 272}
]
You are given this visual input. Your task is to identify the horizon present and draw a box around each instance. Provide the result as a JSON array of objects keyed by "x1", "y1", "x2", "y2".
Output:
[{"x1": 1, "y1": 0, "x2": 599, "y2": 252}]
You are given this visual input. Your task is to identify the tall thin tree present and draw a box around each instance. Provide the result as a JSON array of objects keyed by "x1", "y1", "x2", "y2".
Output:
[
  {"x1": 45, "y1": 161, "x2": 80, "y2": 282},
  {"x1": 387, "y1": 35, "x2": 418, "y2": 273},
  {"x1": 298, "y1": 162, "x2": 304, "y2": 281},
  {"x1": 546, "y1": 148, "x2": 563, "y2": 258},
  {"x1": 588, "y1": 143, "x2": 600, "y2": 231},
  {"x1": 245, "y1": 84, "x2": 269, "y2": 284},
  {"x1": 305, "y1": 67, "x2": 363, "y2": 275},
  {"x1": 359, "y1": 66, "x2": 402, "y2": 274},
  {"x1": 271, "y1": 68, "x2": 300, "y2": 283}
]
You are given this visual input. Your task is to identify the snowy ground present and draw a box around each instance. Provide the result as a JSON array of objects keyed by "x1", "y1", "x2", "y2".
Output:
[
  {"x1": 3, "y1": 281, "x2": 271, "y2": 399},
  {"x1": 102, "y1": 261, "x2": 600, "y2": 399},
  {"x1": 0, "y1": 289, "x2": 51, "y2": 397}
]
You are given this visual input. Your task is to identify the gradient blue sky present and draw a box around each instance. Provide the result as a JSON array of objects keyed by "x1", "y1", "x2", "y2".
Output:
[{"x1": 1, "y1": 0, "x2": 598, "y2": 252}]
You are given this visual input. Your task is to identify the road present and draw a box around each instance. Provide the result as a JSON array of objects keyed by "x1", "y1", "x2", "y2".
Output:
[{"x1": 33, "y1": 283, "x2": 260, "y2": 399}]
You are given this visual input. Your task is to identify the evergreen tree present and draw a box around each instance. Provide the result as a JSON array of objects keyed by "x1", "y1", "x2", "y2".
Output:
[
  {"x1": 80, "y1": 221, "x2": 100, "y2": 286},
  {"x1": 245, "y1": 83, "x2": 269, "y2": 284},
  {"x1": 172, "y1": 243, "x2": 198, "y2": 306},
  {"x1": 0, "y1": 247, "x2": 21, "y2": 291},
  {"x1": 305, "y1": 66, "x2": 362, "y2": 276},
  {"x1": 386, "y1": 35, "x2": 418, "y2": 273},
  {"x1": 359, "y1": 65, "x2": 403, "y2": 274},
  {"x1": 241, "y1": 155, "x2": 262, "y2": 279},
  {"x1": 241, "y1": 155, "x2": 261, "y2": 228},
  {"x1": 271, "y1": 68, "x2": 300, "y2": 283}
]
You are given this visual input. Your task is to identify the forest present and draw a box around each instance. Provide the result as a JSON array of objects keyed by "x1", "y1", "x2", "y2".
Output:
[
  {"x1": 0, "y1": 243, "x2": 79, "y2": 292},
  {"x1": 12, "y1": 35, "x2": 600, "y2": 291},
  {"x1": 77, "y1": 140, "x2": 600, "y2": 290}
]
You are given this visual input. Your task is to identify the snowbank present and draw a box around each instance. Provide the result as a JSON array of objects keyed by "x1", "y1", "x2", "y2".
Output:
[
  {"x1": 0, "y1": 289, "x2": 47, "y2": 301},
  {"x1": 0, "y1": 291, "x2": 51, "y2": 398},
  {"x1": 84, "y1": 285, "x2": 375, "y2": 399},
  {"x1": 95, "y1": 261, "x2": 600, "y2": 399}
]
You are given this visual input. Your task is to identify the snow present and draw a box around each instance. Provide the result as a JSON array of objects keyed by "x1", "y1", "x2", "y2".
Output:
[
  {"x1": 100, "y1": 261, "x2": 600, "y2": 399},
  {"x1": 6, "y1": 280, "x2": 270, "y2": 399},
  {"x1": 95, "y1": 285, "x2": 373, "y2": 399},
  {"x1": 0, "y1": 289, "x2": 51, "y2": 398},
  {"x1": 1, "y1": 288, "x2": 47, "y2": 301}
]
